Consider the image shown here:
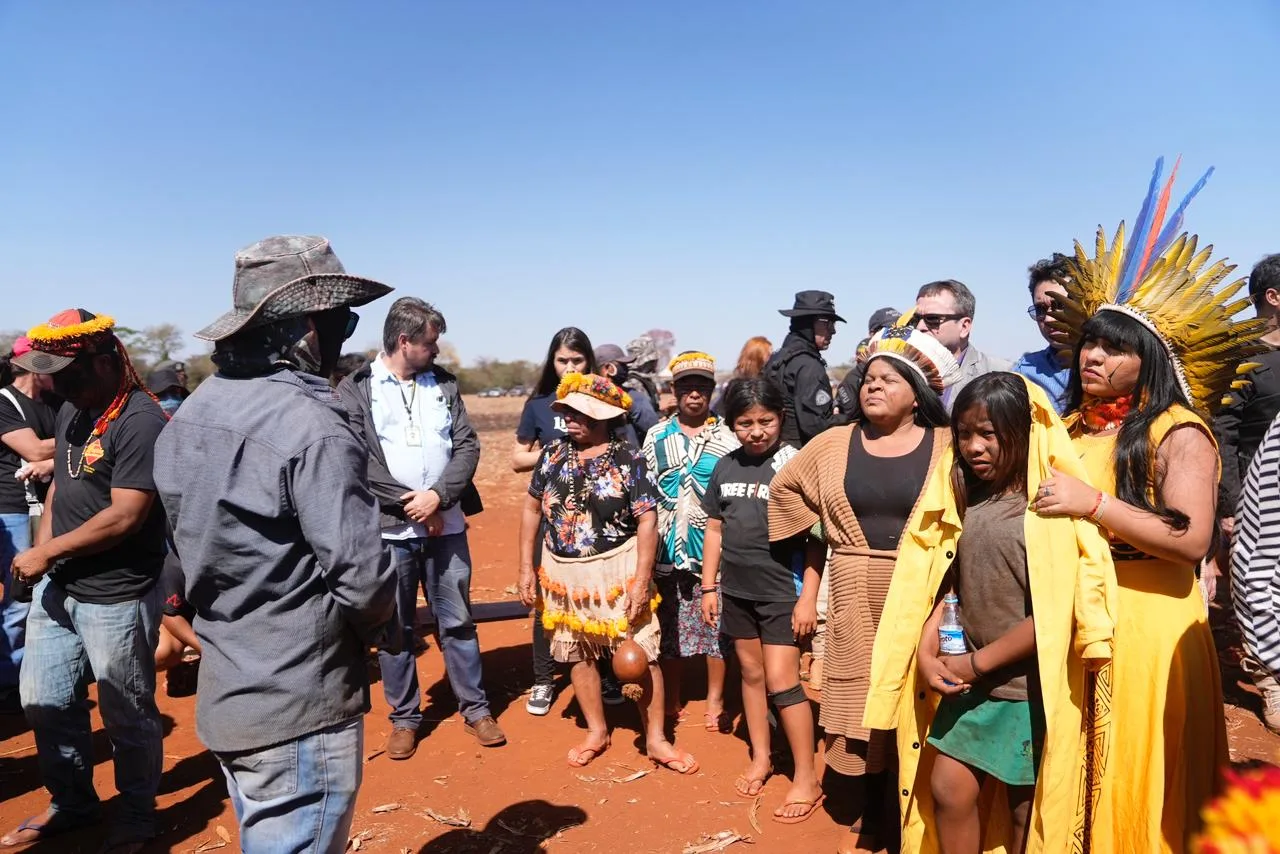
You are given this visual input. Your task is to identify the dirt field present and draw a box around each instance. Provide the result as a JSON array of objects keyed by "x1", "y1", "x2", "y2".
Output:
[{"x1": 2, "y1": 395, "x2": 1277, "y2": 853}]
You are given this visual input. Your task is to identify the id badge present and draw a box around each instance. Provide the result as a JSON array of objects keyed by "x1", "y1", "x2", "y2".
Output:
[{"x1": 404, "y1": 425, "x2": 422, "y2": 447}]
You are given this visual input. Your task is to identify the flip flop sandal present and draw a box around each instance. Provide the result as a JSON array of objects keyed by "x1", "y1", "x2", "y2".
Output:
[
  {"x1": 566, "y1": 740, "x2": 609, "y2": 768},
  {"x1": 733, "y1": 766, "x2": 773, "y2": 797},
  {"x1": 772, "y1": 793, "x2": 827, "y2": 825},
  {"x1": 704, "y1": 710, "x2": 732, "y2": 733},
  {"x1": 1, "y1": 812, "x2": 94, "y2": 848},
  {"x1": 651, "y1": 751, "x2": 700, "y2": 775}
]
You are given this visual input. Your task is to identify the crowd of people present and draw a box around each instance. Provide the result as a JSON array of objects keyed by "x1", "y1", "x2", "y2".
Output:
[{"x1": 1, "y1": 159, "x2": 1279, "y2": 853}]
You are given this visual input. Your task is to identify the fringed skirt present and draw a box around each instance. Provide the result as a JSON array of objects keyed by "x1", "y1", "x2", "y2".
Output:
[{"x1": 538, "y1": 537, "x2": 662, "y2": 664}]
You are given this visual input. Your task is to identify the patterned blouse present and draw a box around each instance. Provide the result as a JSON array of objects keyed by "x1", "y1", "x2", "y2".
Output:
[
  {"x1": 643, "y1": 416, "x2": 740, "y2": 574},
  {"x1": 529, "y1": 438, "x2": 660, "y2": 559}
]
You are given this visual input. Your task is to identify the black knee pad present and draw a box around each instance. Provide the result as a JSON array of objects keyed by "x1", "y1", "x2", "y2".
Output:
[{"x1": 768, "y1": 684, "x2": 808, "y2": 708}]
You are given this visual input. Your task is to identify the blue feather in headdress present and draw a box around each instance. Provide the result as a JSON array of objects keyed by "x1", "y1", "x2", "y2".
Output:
[
  {"x1": 1115, "y1": 157, "x2": 1165, "y2": 302},
  {"x1": 1148, "y1": 166, "x2": 1214, "y2": 261}
]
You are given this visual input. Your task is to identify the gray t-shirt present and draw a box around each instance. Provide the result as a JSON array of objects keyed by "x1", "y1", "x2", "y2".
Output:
[{"x1": 955, "y1": 491, "x2": 1035, "y2": 700}]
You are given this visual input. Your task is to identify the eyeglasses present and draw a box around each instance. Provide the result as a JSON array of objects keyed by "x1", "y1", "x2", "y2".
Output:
[
  {"x1": 916, "y1": 313, "x2": 966, "y2": 330},
  {"x1": 1026, "y1": 304, "x2": 1053, "y2": 320},
  {"x1": 675, "y1": 383, "x2": 716, "y2": 397},
  {"x1": 344, "y1": 311, "x2": 360, "y2": 341}
]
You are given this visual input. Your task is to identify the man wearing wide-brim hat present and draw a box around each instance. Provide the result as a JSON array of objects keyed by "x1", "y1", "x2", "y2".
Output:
[
  {"x1": 151, "y1": 235, "x2": 398, "y2": 852},
  {"x1": 763, "y1": 290, "x2": 845, "y2": 447}
]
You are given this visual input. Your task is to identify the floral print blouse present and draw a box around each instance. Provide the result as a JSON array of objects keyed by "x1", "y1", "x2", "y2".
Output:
[{"x1": 529, "y1": 438, "x2": 660, "y2": 559}]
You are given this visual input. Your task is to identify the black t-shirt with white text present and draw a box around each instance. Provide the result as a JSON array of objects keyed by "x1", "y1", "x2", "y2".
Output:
[
  {"x1": 0, "y1": 385, "x2": 57, "y2": 514},
  {"x1": 701, "y1": 444, "x2": 805, "y2": 602},
  {"x1": 50, "y1": 390, "x2": 168, "y2": 603}
]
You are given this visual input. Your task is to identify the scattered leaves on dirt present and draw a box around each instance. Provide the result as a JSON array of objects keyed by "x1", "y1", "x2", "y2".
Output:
[
  {"x1": 371, "y1": 802, "x2": 402, "y2": 814},
  {"x1": 422, "y1": 807, "x2": 472, "y2": 828},
  {"x1": 748, "y1": 796, "x2": 763, "y2": 835},
  {"x1": 346, "y1": 829, "x2": 374, "y2": 850},
  {"x1": 215, "y1": 826, "x2": 232, "y2": 844},
  {"x1": 364, "y1": 749, "x2": 385, "y2": 763},
  {"x1": 682, "y1": 830, "x2": 754, "y2": 853},
  {"x1": 613, "y1": 769, "x2": 650, "y2": 783}
]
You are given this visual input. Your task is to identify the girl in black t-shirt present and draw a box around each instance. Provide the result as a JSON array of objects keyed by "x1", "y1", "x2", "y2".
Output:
[{"x1": 700, "y1": 378, "x2": 824, "y2": 824}]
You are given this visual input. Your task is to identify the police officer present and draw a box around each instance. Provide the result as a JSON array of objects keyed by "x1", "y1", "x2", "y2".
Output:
[
  {"x1": 764, "y1": 290, "x2": 844, "y2": 447},
  {"x1": 834, "y1": 306, "x2": 900, "y2": 417}
]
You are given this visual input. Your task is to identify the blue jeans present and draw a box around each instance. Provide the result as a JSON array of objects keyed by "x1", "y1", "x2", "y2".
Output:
[
  {"x1": 377, "y1": 534, "x2": 490, "y2": 726},
  {"x1": 218, "y1": 718, "x2": 363, "y2": 854},
  {"x1": 20, "y1": 577, "x2": 163, "y2": 839},
  {"x1": 0, "y1": 512, "x2": 31, "y2": 691}
]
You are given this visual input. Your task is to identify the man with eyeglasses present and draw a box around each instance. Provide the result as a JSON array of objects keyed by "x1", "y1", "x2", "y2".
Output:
[
  {"x1": 913, "y1": 279, "x2": 1009, "y2": 410},
  {"x1": 152, "y1": 236, "x2": 399, "y2": 852},
  {"x1": 764, "y1": 291, "x2": 844, "y2": 447},
  {"x1": 1011, "y1": 255, "x2": 1074, "y2": 413}
]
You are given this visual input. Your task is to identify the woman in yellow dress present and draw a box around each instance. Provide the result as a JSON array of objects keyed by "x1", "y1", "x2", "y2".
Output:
[{"x1": 1030, "y1": 157, "x2": 1264, "y2": 852}]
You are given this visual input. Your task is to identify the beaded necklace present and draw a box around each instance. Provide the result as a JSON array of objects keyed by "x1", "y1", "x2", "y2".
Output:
[
  {"x1": 1079, "y1": 394, "x2": 1135, "y2": 433},
  {"x1": 65, "y1": 340, "x2": 159, "y2": 479},
  {"x1": 564, "y1": 437, "x2": 618, "y2": 519}
]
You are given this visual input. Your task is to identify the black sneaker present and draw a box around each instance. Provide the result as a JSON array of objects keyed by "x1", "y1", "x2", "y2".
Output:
[
  {"x1": 526, "y1": 683, "x2": 555, "y2": 716},
  {"x1": 601, "y1": 672, "x2": 626, "y2": 706}
]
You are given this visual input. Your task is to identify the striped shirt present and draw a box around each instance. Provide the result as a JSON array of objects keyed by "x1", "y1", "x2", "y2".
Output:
[{"x1": 1231, "y1": 410, "x2": 1280, "y2": 678}]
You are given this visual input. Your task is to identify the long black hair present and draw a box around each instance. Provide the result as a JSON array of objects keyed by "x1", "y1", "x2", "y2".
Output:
[
  {"x1": 950, "y1": 373, "x2": 1031, "y2": 516},
  {"x1": 1064, "y1": 309, "x2": 1192, "y2": 531},
  {"x1": 722, "y1": 376, "x2": 786, "y2": 427},
  {"x1": 846, "y1": 355, "x2": 949, "y2": 428},
  {"x1": 534, "y1": 327, "x2": 596, "y2": 397}
]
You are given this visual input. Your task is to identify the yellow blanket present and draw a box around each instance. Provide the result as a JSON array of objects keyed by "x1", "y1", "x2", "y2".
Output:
[{"x1": 862, "y1": 378, "x2": 1117, "y2": 853}]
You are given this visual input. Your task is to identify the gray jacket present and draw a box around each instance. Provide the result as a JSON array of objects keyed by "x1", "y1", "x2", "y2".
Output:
[
  {"x1": 337, "y1": 361, "x2": 482, "y2": 529},
  {"x1": 945, "y1": 345, "x2": 1012, "y2": 411},
  {"x1": 154, "y1": 370, "x2": 397, "y2": 753}
]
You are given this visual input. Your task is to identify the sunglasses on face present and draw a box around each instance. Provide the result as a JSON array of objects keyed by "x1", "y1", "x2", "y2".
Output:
[
  {"x1": 344, "y1": 311, "x2": 360, "y2": 341},
  {"x1": 1026, "y1": 304, "x2": 1053, "y2": 320},
  {"x1": 916, "y1": 313, "x2": 965, "y2": 330}
]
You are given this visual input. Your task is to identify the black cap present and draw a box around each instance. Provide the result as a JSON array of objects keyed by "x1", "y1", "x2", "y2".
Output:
[{"x1": 867, "y1": 307, "x2": 900, "y2": 334}]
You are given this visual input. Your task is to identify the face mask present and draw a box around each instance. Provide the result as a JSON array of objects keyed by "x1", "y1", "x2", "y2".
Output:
[{"x1": 158, "y1": 395, "x2": 183, "y2": 416}]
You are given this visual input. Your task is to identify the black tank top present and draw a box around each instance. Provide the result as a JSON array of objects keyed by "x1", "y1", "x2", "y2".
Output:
[{"x1": 844, "y1": 426, "x2": 935, "y2": 551}]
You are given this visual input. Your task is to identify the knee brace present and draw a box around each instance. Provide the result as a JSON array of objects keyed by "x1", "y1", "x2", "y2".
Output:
[{"x1": 768, "y1": 684, "x2": 808, "y2": 708}]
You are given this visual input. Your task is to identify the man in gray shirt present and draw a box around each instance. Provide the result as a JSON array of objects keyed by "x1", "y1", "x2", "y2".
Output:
[{"x1": 153, "y1": 236, "x2": 397, "y2": 853}]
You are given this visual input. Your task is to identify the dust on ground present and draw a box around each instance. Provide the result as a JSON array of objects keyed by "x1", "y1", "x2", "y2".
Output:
[{"x1": 1, "y1": 396, "x2": 1276, "y2": 853}]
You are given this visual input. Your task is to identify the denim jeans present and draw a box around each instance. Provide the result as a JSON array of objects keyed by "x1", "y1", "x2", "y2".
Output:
[
  {"x1": 377, "y1": 533, "x2": 490, "y2": 726},
  {"x1": 20, "y1": 577, "x2": 163, "y2": 839},
  {"x1": 218, "y1": 718, "x2": 363, "y2": 854},
  {"x1": 0, "y1": 512, "x2": 31, "y2": 691}
]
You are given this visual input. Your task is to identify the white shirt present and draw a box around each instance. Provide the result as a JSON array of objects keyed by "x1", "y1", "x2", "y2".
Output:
[{"x1": 370, "y1": 355, "x2": 466, "y2": 540}]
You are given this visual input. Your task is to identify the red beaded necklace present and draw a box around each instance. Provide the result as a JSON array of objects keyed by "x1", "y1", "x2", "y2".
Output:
[{"x1": 1079, "y1": 394, "x2": 1134, "y2": 432}]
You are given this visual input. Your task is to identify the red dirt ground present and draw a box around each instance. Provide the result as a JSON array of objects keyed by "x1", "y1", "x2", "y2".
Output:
[{"x1": 2, "y1": 397, "x2": 1277, "y2": 853}]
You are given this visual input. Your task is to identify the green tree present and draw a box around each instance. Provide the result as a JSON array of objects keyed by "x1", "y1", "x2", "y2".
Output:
[{"x1": 117, "y1": 323, "x2": 186, "y2": 374}]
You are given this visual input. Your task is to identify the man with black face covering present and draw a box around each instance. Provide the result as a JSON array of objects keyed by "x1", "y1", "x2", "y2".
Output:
[
  {"x1": 4, "y1": 310, "x2": 167, "y2": 852},
  {"x1": 763, "y1": 291, "x2": 844, "y2": 447},
  {"x1": 152, "y1": 236, "x2": 398, "y2": 853}
]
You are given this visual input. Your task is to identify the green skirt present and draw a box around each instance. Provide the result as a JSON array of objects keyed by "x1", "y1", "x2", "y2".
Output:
[{"x1": 926, "y1": 689, "x2": 1044, "y2": 787}]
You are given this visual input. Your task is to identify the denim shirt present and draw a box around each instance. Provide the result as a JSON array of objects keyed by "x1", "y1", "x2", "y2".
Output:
[
  {"x1": 153, "y1": 370, "x2": 396, "y2": 754},
  {"x1": 1012, "y1": 346, "x2": 1071, "y2": 414}
]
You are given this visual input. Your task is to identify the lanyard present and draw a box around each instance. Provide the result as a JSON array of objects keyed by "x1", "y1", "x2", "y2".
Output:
[{"x1": 396, "y1": 374, "x2": 418, "y2": 424}]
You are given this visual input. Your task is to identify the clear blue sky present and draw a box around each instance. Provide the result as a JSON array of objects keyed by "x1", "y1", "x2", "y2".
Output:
[{"x1": 3, "y1": 1, "x2": 1278, "y2": 369}]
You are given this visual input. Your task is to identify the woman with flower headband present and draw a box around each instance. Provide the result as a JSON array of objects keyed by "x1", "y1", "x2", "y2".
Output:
[
  {"x1": 1033, "y1": 159, "x2": 1253, "y2": 851},
  {"x1": 643, "y1": 351, "x2": 740, "y2": 731},
  {"x1": 769, "y1": 315, "x2": 956, "y2": 854},
  {"x1": 517, "y1": 372, "x2": 698, "y2": 774}
]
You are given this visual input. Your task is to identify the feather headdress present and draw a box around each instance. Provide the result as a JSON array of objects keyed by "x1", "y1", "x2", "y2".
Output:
[
  {"x1": 1050, "y1": 157, "x2": 1266, "y2": 413},
  {"x1": 860, "y1": 309, "x2": 962, "y2": 394}
]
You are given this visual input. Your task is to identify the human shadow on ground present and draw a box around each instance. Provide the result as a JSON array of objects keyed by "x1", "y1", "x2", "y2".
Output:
[
  {"x1": 418, "y1": 799, "x2": 587, "y2": 854},
  {"x1": 415, "y1": 642, "x2": 545, "y2": 742}
]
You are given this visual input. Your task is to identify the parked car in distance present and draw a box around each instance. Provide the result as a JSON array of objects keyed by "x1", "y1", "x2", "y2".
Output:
[
  {"x1": 506, "y1": 386, "x2": 529, "y2": 397},
  {"x1": 479, "y1": 387, "x2": 505, "y2": 398}
]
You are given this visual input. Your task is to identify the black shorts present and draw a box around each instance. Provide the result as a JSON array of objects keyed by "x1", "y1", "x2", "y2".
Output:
[{"x1": 720, "y1": 593, "x2": 797, "y2": 647}]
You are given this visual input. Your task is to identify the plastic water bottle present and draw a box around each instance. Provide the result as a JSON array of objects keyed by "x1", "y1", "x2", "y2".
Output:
[{"x1": 938, "y1": 593, "x2": 967, "y2": 655}]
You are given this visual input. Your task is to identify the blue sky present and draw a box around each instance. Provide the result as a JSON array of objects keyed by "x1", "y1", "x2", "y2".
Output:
[{"x1": 3, "y1": 1, "x2": 1278, "y2": 369}]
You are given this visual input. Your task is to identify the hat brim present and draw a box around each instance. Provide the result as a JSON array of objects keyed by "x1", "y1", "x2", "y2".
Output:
[
  {"x1": 672, "y1": 369, "x2": 716, "y2": 382},
  {"x1": 551, "y1": 392, "x2": 628, "y2": 421},
  {"x1": 779, "y1": 308, "x2": 847, "y2": 323},
  {"x1": 11, "y1": 351, "x2": 75, "y2": 374},
  {"x1": 196, "y1": 273, "x2": 394, "y2": 342}
]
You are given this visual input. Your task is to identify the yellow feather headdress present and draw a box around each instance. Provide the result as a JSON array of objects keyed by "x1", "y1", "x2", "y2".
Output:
[{"x1": 1049, "y1": 157, "x2": 1266, "y2": 413}]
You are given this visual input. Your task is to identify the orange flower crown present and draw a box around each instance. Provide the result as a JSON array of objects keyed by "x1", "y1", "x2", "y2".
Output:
[
  {"x1": 1192, "y1": 766, "x2": 1280, "y2": 852},
  {"x1": 28, "y1": 313, "x2": 117, "y2": 355},
  {"x1": 556, "y1": 372, "x2": 632, "y2": 410}
]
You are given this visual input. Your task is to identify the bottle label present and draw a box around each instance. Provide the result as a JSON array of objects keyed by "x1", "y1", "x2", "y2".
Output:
[{"x1": 939, "y1": 626, "x2": 967, "y2": 655}]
